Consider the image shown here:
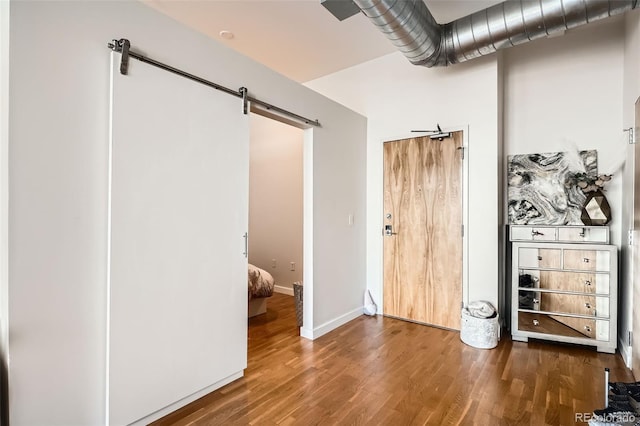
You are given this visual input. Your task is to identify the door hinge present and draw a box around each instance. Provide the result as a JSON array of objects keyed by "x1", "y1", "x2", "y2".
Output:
[
  {"x1": 625, "y1": 127, "x2": 636, "y2": 144},
  {"x1": 461, "y1": 224, "x2": 465, "y2": 238},
  {"x1": 629, "y1": 229, "x2": 635, "y2": 246},
  {"x1": 629, "y1": 331, "x2": 633, "y2": 347},
  {"x1": 457, "y1": 146, "x2": 465, "y2": 160}
]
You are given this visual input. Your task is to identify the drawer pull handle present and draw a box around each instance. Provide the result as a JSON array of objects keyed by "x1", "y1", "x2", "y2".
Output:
[
  {"x1": 585, "y1": 303, "x2": 592, "y2": 309},
  {"x1": 585, "y1": 280, "x2": 592, "y2": 286},
  {"x1": 583, "y1": 258, "x2": 590, "y2": 263},
  {"x1": 533, "y1": 320, "x2": 539, "y2": 326},
  {"x1": 537, "y1": 256, "x2": 543, "y2": 261},
  {"x1": 532, "y1": 298, "x2": 539, "y2": 304},
  {"x1": 579, "y1": 228, "x2": 586, "y2": 237},
  {"x1": 584, "y1": 325, "x2": 592, "y2": 332},
  {"x1": 531, "y1": 230, "x2": 544, "y2": 237}
]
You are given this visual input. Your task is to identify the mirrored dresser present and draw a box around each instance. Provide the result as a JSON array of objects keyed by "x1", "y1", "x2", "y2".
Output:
[{"x1": 510, "y1": 225, "x2": 617, "y2": 353}]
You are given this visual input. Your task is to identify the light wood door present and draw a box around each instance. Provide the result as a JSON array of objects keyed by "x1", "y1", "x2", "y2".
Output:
[
  {"x1": 633, "y1": 97, "x2": 640, "y2": 377},
  {"x1": 383, "y1": 133, "x2": 463, "y2": 329}
]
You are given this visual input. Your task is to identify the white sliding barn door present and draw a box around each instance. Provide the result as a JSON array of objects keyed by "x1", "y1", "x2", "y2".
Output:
[
  {"x1": 633, "y1": 97, "x2": 640, "y2": 377},
  {"x1": 108, "y1": 53, "x2": 249, "y2": 425}
]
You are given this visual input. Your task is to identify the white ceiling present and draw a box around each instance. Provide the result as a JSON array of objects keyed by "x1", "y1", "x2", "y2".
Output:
[{"x1": 143, "y1": 0, "x2": 503, "y2": 82}]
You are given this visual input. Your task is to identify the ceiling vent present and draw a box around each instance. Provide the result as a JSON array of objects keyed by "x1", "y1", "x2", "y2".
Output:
[
  {"x1": 320, "y1": 0, "x2": 361, "y2": 21},
  {"x1": 327, "y1": 0, "x2": 638, "y2": 67}
]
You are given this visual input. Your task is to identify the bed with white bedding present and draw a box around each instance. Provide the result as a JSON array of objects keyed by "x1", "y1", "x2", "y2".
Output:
[{"x1": 248, "y1": 263, "x2": 275, "y2": 317}]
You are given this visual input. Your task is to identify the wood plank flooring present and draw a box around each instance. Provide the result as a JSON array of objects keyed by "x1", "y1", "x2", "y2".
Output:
[{"x1": 153, "y1": 293, "x2": 633, "y2": 425}]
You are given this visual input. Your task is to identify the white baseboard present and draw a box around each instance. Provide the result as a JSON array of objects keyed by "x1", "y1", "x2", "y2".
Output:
[
  {"x1": 274, "y1": 285, "x2": 294, "y2": 296},
  {"x1": 300, "y1": 306, "x2": 363, "y2": 340},
  {"x1": 618, "y1": 336, "x2": 632, "y2": 369},
  {"x1": 131, "y1": 370, "x2": 243, "y2": 425}
]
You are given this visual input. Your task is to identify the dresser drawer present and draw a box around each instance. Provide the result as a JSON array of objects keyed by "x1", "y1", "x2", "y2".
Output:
[
  {"x1": 557, "y1": 227, "x2": 609, "y2": 243},
  {"x1": 518, "y1": 312, "x2": 609, "y2": 341},
  {"x1": 540, "y1": 292, "x2": 609, "y2": 318},
  {"x1": 511, "y1": 226, "x2": 557, "y2": 241},
  {"x1": 563, "y1": 249, "x2": 610, "y2": 272},
  {"x1": 518, "y1": 290, "x2": 609, "y2": 318},
  {"x1": 518, "y1": 248, "x2": 561, "y2": 269},
  {"x1": 550, "y1": 315, "x2": 598, "y2": 339},
  {"x1": 538, "y1": 270, "x2": 608, "y2": 294},
  {"x1": 510, "y1": 226, "x2": 609, "y2": 243},
  {"x1": 519, "y1": 270, "x2": 609, "y2": 294}
]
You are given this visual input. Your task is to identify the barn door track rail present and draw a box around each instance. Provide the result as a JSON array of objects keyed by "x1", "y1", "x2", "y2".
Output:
[{"x1": 108, "y1": 38, "x2": 321, "y2": 127}]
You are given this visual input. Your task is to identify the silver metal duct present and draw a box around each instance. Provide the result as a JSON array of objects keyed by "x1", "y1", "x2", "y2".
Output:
[{"x1": 351, "y1": 0, "x2": 638, "y2": 67}]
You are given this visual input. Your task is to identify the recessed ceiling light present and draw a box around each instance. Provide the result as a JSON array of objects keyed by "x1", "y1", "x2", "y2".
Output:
[{"x1": 219, "y1": 30, "x2": 234, "y2": 40}]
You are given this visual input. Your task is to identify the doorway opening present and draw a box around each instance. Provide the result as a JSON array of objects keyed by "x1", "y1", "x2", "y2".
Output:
[{"x1": 247, "y1": 111, "x2": 306, "y2": 348}]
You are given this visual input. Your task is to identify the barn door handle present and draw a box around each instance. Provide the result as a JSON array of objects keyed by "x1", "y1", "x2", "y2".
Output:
[{"x1": 243, "y1": 232, "x2": 248, "y2": 258}]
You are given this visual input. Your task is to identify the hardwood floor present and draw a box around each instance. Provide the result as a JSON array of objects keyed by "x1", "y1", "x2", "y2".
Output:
[{"x1": 153, "y1": 293, "x2": 633, "y2": 425}]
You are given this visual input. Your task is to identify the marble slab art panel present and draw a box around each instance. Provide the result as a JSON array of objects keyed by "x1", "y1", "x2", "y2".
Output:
[{"x1": 508, "y1": 150, "x2": 597, "y2": 225}]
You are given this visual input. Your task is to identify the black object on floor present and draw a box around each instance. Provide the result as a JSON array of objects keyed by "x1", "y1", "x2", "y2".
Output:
[{"x1": 589, "y1": 382, "x2": 640, "y2": 425}]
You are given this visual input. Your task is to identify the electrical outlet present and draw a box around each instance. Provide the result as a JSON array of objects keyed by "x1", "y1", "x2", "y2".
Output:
[{"x1": 290, "y1": 262, "x2": 295, "y2": 271}]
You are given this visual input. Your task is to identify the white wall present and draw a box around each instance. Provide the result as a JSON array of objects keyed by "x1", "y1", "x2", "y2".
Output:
[
  {"x1": 621, "y1": 8, "x2": 640, "y2": 367},
  {"x1": 0, "y1": 1, "x2": 9, "y2": 422},
  {"x1": 624, "y1": 10, "x2": 640, "y2": 127},
  {"x1": 306, "y1": 52, "x2": 500, "y2": 310},
  {"x1": 503, "y1": 18, "x2": 627, "y2": 356},
  {"x1": 503, "y1": 19, "x2": 625, "y2": 245},
  {"x1": 249, "y1": 113, "x2": 303, "y2": 290},
  {"x1": 7, "y1": 1, "x2": 366, "y2": 423}
]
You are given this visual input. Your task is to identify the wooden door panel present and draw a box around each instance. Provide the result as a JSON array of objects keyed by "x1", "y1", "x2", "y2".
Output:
[{"x1": 383, "y1": 133, "x2": 462, "y2": 329}]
